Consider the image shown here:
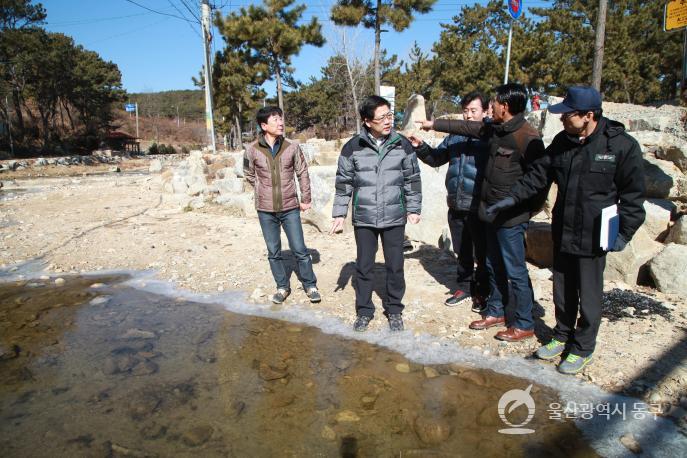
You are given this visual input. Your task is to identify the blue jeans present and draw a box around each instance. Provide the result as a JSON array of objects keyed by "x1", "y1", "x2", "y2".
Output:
[
  {"x1": 257, "y1": 208, "x2": 317, "y2": 290},
  {"x1": 485, "y1": 222, "x2": 534, "y2": 330}
]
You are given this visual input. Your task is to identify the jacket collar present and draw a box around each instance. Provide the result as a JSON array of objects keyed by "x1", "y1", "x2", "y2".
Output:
[
  {"x1": 257, "y1": 133, "x2": 285, "y2": 156},
  {"x1": 360, "y1": 128, "x2": 401, "y2": 151},
  {"x1": 493, "y1": 112, "x2": 526, "y2": 134}
]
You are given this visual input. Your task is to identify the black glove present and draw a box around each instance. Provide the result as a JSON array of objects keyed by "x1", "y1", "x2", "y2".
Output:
[
  {"x1": 611, "y1": 235, "x2": 627, "y2": 252},
  {"x1": 485, "y1": 197, "x2": 516, "y2": 218}
]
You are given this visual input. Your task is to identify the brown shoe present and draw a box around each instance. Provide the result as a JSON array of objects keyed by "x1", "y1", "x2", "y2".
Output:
[
  {"x1": 495, "y1": 327, "x2": 535, "y2": 342},
  {"x1": 469, "y1": 315, "x2": 506, "y2": 330}
]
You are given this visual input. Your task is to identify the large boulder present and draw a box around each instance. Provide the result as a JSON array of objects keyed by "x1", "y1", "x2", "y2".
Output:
[
  {"x1": 399, "y1": 94, "x2": 427, "y2": 131},
  {"x1": 642, "y1": 200, "x2": 672, "y2": 241},
  {"x1": 525, "y1": 222, "x2": 553, "y2": 268},
  {"x1": 665, "y1": 215, "x2": 687, "y2": 245},
  {"x1": 605, "y1": 227, "x2": 663, "y2": 284},
  {"x1": 649, "y1": 243, "x2": 687, "y2": 295},
  {"x1": 643, "y1": 155, "x2": 687, "y2": 201},
  {"x1": 405, "y1": 162, "x2": 449, "y2": 246}
]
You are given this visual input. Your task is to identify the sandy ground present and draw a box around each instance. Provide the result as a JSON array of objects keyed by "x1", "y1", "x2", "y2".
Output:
[{"x1": 1, "y1": 163, "x2": 686, "y2": 427}]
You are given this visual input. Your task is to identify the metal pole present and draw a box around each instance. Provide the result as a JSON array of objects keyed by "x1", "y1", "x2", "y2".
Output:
[
  {"x1": 504, "y1": 20, "x2": 513, "y2": 84},
  {"x1": 201, "y1": 0, "x2": 216, "y2": 153},
  {"x1": 135, "y1": 102, "x2": 139, "y2": 139}
]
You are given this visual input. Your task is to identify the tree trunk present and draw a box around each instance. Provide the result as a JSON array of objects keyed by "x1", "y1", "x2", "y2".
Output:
[
  {"x1": 591, "y1": 0, "x2": 607, "y2": 91},
  {"x1": 374, "y1": 0, "x2": 382, "y2": 96},
  {"x1": 11, "y1": 89, "x2": 24, "y2": 141},
  {"x1": 275, "y1": 58, "x2": 284, "y2": 113},
  {"x1": 344, "y1": 55, "x2": 361, "y2": 134}
]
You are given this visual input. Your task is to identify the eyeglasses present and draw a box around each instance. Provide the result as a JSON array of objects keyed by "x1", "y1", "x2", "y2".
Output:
[
  {"x1": 561, "y1": 111, "x2": 589, "y2": 120},
  {"x1": 371, "y1": 112, "x2": 393, "y2": 122}
]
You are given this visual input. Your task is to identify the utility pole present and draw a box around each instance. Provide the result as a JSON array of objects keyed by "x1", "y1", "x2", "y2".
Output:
[
  {"x1": 504, "y1": 20, "x2": 513, "y2": 84},
  {"x1": 591, "y1": 0, "x2": 608, "y2": 91},
  {"x1": 135, "y1": 102, "x2": 139, "y2": 139},
  {"x1": 201, "y1": 0, "x2": 217, "y2": 153}
]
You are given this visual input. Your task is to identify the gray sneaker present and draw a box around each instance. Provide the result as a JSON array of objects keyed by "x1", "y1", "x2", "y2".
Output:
[
  {"x1": 388, "y1": 314, "x2": 404, "y2": 332},
  {"x1": 306, "y1": 287, "x2": 321, "y2": 303},
  {"x1": 271, "y1": 288, "x2": 291, "y2": 304},
  {"x1": 354, "y1": 315, "x2": 372, "y2": 332},
  {"x1": 557, "y1": 353, "x2": 593, "y2": 375},
  {"x1": 535, "y1": 339, "x2": 566, "y2": 361}
]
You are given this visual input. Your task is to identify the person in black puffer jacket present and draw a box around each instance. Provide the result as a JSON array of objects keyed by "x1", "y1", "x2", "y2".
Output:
[
  {"x1": 408, "y1": 91, "x2": 490, "y2": 311},
  {"x1": 486, "y1": 86, "x2": 645, "y2": 375}
]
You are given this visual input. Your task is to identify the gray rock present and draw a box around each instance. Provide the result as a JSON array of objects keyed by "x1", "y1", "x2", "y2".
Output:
[
  {"x1": 665, "y1": 215, "x2": 687, "y2": 245},
  {"x1": 643, "y1": 155, "x2": 687, "y2": 201},
  {"x1": 148, "y1": 159, "x2": 162, "y2": 173},
  {"x1": 525, "y1": 222, "x2": 553, "y2": 267},
  {"x1": 642, "y1": 200, "x2": 671, "y2": 241},
  {"x1": 413, "y1": 416, "x2": 452, "y2": 444},
  {"x1": 399, "y1": 94, "x2": 427, "y2": 132},
  {"x1": 606, "y1": 227, "x2": 663, "y2": 284},
  {"x1": 649, "y1": 243, "x2": 687, "y2": 295},
  {"x1": 619, "y1": 433, "x2": 642, "y2": 454},
  {"x1": 182, "y1": 425, "x2": 213, "y2": 447}
]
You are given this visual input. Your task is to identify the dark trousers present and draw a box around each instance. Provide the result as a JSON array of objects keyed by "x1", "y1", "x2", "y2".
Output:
[
  {"x1": 552, "y1": 251, "x2": 606, "y2": 357},
  {"x1": 485, "y1": 222, "x2": 534, "y2": 330},
  {"x1": 354, "y1": 225, "x2": 405, "y2": 318},
  {"x1": 257, "y1": 208, "x2": 317, "y2": 291},
  {"x1": 447, "y1": 209, "x2": 488, "y2": 294}
]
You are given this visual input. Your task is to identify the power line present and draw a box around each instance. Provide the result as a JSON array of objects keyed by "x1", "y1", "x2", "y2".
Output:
[
  {"x1": 166, "y1": 0, "x2": 203, "y2": 38},
  {"x1": 122, "y1": 0, "x2": 197, "y2": 23},
  {"x1": 179, "y1": 0, "x2": 202, "y2": 23}
]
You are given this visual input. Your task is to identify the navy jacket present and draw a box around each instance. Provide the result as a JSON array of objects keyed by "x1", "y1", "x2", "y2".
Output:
[{"x1": 415, "y1": 135, "x2": 489, "y2": 212}]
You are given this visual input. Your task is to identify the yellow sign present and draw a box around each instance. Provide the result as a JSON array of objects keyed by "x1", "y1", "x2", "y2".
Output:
[{"x1": 666, "y1": 0, "x2": 687, "y2": 31}]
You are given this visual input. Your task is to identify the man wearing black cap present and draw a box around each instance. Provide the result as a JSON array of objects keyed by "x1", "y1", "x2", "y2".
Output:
[{"x1": 484, "y1": 86, "x2": 646, "y2": 374}]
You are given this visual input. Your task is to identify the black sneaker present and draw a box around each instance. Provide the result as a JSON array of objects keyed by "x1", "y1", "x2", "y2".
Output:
[
  {"x1": 354, "y1": 315, "x2": 372, "y2": 332},
  {"x1": 388, "y1": 314, "x2": 404, "y2": 332},
  {"x1": 306, "y1": 287, "x2": 321, "y2": 303},
  {"x1": 403, "y1": 239, "x2": 413, "y2": 252},
  {"x1": 271, "y1": 288, "x2": 291, "y2": 304},
  {"x1": 471, "y1": 295, "x2": 487, "y2": 314},
  {"x1": 445, "y1": 289, "x2": 470, "y2": 307}
]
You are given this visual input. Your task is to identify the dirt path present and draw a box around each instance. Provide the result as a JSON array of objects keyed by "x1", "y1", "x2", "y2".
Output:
[{"x1": 1, "y1": 168, "x2": 686, "y2": 426}]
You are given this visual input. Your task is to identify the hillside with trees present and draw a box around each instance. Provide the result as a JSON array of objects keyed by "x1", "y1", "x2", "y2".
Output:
[{"x1": 1, "y1": 1, "x2": 125, "y2": 156}]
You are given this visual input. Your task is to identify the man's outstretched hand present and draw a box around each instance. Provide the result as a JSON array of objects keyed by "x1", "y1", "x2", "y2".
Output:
[
  {"x1": 407, "y1": 135, "x2": 424, "y2": 148},
  {"x1": 415, "y1": 120, "x2": 434, "y2": 131}
]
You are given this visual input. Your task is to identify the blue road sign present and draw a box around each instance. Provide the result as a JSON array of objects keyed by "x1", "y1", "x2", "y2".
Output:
[
  {"x1": 125, "y1": 103, "x2": 136, "y2": 112},
  {"x1": 508, "y1": 0, "x2": 523, "y2": 20}
]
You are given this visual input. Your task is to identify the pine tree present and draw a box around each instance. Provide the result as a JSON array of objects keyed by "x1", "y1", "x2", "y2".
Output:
[
  {"x1": 330, "y1": 0, "x2": 436, "y2": 95},
  {"x1": 215, "y1": 0, "x2": 325, "y2": 114}
]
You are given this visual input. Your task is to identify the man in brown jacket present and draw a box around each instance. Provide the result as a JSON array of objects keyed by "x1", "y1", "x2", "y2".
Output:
[
  {"x1": 419, "y1": 83, "x2": 545, "y2": 342},
  {"x1": 244, "y1": 106, "x2": 320, "y2": 304}
]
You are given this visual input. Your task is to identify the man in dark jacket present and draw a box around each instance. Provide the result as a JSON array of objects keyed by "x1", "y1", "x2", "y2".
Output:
[
  {"x1": 485, "y1": 86, "x2": 646, "y2": 374},
  {"x1": 419, "y1": 83, "x2": 545, "y2": 342},
  {"x1": 408, "y1": 91, "x2": 490, "y2": 311},
  {"x1": 331, "y1": 95, "x2": 422, "y2": 332}
]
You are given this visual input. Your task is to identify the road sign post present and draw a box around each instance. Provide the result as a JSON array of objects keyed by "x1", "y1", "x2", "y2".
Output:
[
  {"x1": 124, "y1": 103, "x2": 139, "y2": 139},
  {"x1": 504, "y1": 0, "x2": 523, "y2": 84}
]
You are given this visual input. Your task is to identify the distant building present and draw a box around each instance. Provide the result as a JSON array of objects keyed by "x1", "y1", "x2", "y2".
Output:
[{"x1": 104, "y1": 131, "x2": 140, "y2": 153}]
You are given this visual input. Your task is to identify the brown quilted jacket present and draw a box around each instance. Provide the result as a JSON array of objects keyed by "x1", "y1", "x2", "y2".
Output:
[{"x1": 243, "y1": 135, "x2": 311, "y2": 212}]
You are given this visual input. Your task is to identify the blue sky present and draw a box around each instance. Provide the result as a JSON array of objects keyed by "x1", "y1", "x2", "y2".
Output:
[{"x1": 41, "y1": 0, "x2": 549, "y2": 95}]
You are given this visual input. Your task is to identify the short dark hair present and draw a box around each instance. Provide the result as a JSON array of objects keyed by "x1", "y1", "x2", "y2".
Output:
[
  {"x1": 494, "y1": 83, "x2": 527, "y2": 115},
  {"x1": 256, "y1": 106, "x2": 283, "y2": 126},
  {"x1": 359, "y1": 95, "x2": 390, "y2": 121},
  {"x1": 461, "y1": 91, "x2": 489, "y2": 110}
]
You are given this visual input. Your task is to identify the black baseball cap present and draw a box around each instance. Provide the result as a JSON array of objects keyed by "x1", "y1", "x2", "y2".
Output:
[{"x1": 548, "y1": 86, "x2": 602, "y2": 114}]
